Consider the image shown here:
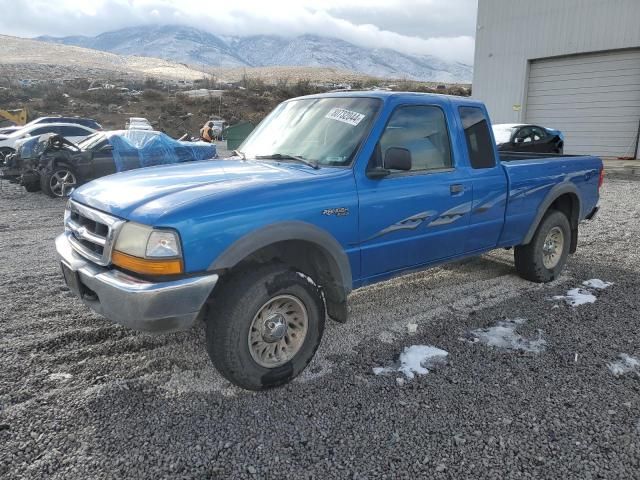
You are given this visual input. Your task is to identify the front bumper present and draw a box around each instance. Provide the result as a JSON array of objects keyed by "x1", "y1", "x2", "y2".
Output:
[{"x1": 55, "y1": 233, "x2": 218, "y2": 333}]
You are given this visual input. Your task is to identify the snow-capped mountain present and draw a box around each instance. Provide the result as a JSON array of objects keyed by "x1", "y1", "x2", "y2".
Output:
[{"x1": 39, "y1": 25, "x2": 472, "y2": 83}]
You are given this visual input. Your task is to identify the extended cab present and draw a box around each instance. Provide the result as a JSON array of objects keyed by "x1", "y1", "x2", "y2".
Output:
[{"x1": 55, "y1": 92, "x2": 602, "y2": 390}]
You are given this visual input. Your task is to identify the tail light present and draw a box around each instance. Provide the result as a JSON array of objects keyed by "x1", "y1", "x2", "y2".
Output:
[{"x1": 598, "y1": 167, "x2": 605, "y2": 189}]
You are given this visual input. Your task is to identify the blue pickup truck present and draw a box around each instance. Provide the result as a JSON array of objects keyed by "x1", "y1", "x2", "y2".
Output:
[{"x1": 56, "y1": 92, "x2": 602, "y2": 390}]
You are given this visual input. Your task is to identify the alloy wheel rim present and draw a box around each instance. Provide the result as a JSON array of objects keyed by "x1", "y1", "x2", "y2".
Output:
[
  {"x1": 248, "y1": 294, "x2": 308, "y2": 369},
  {"x1": 542, "y1": 226, "x2": 564, "y2": 269},
  {"x1": 50, "y1": 170, "x2": 77, "y2": 197}
]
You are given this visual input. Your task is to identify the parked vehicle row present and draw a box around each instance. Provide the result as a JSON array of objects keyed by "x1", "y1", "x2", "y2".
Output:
[
  {"x1": 1, "y1": 130, "x2": 217, "y2": 197},
  {"x1": 0, "y1": 116, "x2": 102, "y2": 136},
  {"x1": 0, "y1": 116, "x2": 101, "y2": 163},
  {"x1": 55, "y1": 92, "x2": 602, "y2": 390}
]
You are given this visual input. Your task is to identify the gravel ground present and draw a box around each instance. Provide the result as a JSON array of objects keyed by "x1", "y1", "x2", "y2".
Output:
[{"x1": 1, "y1": 175, "x2": 639, "y2": 479}]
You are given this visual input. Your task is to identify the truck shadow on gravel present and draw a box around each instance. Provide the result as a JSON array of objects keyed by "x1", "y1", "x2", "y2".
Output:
[
  {"x1": 67, "y1": 258, "x2": 640, "y2": 474},
  {"x1": 34, "y1": 257, "x2": 637, "y2": 477},
  {"x1": 2, "y1": 249, "x2": 639, "y2": 478}
]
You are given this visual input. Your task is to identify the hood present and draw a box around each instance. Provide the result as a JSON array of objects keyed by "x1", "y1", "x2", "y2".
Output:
[{"x1": 72, "y1": 159, "x2": 345, "y2": 223}]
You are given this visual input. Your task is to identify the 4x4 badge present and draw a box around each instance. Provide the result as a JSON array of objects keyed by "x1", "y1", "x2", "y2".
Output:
[{"x1": 322, "y1": 208, "x2": 349, "y2": 217}]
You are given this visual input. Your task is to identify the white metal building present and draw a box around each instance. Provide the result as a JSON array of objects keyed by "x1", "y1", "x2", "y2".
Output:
[{"x1": 473, "y1": 0, "x2": 640, "y2": 158}]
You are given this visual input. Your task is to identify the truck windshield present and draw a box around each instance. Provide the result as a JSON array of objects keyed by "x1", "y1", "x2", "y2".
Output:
[{"x1": 240, "y1": 97, "x2": 381, "y2": 167}]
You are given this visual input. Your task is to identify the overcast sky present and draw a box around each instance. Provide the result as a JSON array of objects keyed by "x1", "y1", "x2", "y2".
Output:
[{"x1": 0, "y1": 0, "x2": 478, "y2": 64}]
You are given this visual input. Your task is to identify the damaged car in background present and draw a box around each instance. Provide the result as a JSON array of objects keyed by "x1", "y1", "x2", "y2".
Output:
[
  {"x1": 0, "y1": 122, "x2": 97, "y2": 161},
  {"x1": 492, "y1": 123, "x2": 565, "y2": 154},
  {"x1": 1, "y1": 130, "x2": 217, "y2": 197}
]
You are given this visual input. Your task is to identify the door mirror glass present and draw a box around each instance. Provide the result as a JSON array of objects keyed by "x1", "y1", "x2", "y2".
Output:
[{"x1": 383, "y1": 147, "x2": 412, "y2": 171}]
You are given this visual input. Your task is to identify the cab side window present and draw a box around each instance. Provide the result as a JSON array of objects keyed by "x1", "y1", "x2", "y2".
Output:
[
  {"x1": 459, "y1": 106, "x2": 496, "y2": 169},
  {"x1": 514, "y1": 126, "x2": 534, "y2": 143},
  {"x1": 59, "y1": 126, "x2": 90, "y2": 137},
  {"x1": 30, "y1": 127, "x2": 54, "y2": 135},
  {"x1": 530, "y1": 126, "x2": 547, "y2": 141},
  {"x1": 374, "y1": 105, "x2": 452, "y2": 173}
]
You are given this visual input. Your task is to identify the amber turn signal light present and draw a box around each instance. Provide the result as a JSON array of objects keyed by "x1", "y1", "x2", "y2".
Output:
[{"x1": 112, "y1": 250, "x2": 183, "y2": 276}]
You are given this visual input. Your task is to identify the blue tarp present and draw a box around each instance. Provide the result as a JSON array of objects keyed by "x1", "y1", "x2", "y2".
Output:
[{"x1": 107, "y1": 130, "x2": 217, "y2": 172}]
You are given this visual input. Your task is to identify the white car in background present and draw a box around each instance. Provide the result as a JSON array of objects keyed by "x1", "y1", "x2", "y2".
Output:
[
  {"x1": 0, "y1": 123, "x2": 97, "y2": 159},
  {"x1": 126, "y1": 117, "x2": 154, "y2": 131}
]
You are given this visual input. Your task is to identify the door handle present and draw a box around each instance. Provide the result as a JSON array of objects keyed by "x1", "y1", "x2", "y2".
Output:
[{"x1": 450, "y1": 184, "x2": 464, "y2": 195}]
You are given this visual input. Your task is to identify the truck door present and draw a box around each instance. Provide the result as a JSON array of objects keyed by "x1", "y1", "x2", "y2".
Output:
[
  {"x1": 457, "y1": 106, "x2": 508, "y2": 252},
  {"x1": 356, "y1": 104, "x2": 472, "y2": 280}
]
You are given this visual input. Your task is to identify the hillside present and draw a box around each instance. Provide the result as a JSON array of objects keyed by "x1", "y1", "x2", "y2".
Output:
[
  {"x1": 40, "y1": 25, "x2": 473, "y2": 83},
  {"x1": 0, "y1": 34, "x2": 210, "y2": 82}
]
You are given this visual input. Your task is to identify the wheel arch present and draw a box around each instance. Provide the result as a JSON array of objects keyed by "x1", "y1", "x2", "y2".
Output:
[
  {"x1": 522, "y1": 183, "x2": 581, "y2": 253},
  {"x1": 209, "y1": 221, "x2": 353, "y2": 322}
]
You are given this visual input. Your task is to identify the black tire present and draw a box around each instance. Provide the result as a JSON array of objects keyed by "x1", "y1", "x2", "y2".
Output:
[
  {"x1": 514, "y1": 209, "x2": 571, "y2": 283},
  {"x1": 206, "y1": 264, "x2": 325, "y2": 390},
  {"x1": 23, "y1": 181, "x2": 41, "y2": 192},
  {"x1": 40, "y1": 163, "x2": 78, "y2": 198}
]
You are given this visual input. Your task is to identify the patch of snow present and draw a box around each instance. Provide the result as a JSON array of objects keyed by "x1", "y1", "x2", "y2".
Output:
[
  {"x1": 553, "y1": 288, "x2": 597, "y2": 307},
  {"x1": 399, "y1": 345, "x2": 448, "y2": 379},
  {"x1": 372, "y1": 367, "x2": 392, "y2": 375},
  {"x1": 48, "y1": 372, "x2": 72, "y2": 381},
  {"x1": 373, "y1": 345, "x2": 448, "y2": 380},
  {"x1": 466, "y1": 318, "x2": 546, "y2": 353},
  {"x1": 583, "y1": 279, "x2": 613, "y2": 289},
  {"x1": 406, "y1": 323, "x2": 418, "y2": 334},
  {"x1": 608, "y1": 354, "x2": 640, "y2": 377}
]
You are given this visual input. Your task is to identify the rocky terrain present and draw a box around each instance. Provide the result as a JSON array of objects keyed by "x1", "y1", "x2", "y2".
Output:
[{"x1": 0, "y1": 174, "x2": 638, "y2": 479}]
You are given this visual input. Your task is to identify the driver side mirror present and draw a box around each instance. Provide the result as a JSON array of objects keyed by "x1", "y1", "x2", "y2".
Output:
[
  {"x1": 367, "y1": 147, "x2": 412, "y2": 179},
  {"x1": 384, "y1": 147, "x2": 412, "y2": 171},
  {"x1": 100, "y1": 144, "x2": 114, "y2": 152}
]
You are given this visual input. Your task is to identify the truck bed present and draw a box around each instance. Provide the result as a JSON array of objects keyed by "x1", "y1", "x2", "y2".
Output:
[
  {"x1": 498, "y1": 154, "x2": 602, "y2": 247},
  {"x1": 499, "y1": 151, "x2": 583, "y2": 162}
]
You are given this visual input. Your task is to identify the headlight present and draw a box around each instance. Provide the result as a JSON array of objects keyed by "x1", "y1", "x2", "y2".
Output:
[
  {"x1": 146, "y1": 231, "x2": 180, "y2": 258},
  {"x1": 113, "y1": 222, "x2": 183, "y2": 275}
]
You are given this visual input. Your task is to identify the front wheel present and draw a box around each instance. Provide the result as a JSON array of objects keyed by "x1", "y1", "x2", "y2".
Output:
[
  {"x1": 205, "y1": 264, "x2": 325, "y2": 390},
  {"x1": 40, "y1": 164, "x2": 77, "y2": 198},
  {"x1": 514, "y1": 209, "x2": 571, "y2": 282}
]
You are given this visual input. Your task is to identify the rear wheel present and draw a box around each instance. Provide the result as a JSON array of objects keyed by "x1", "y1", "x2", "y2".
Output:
[
  {"x1": 514, "y1": 209, "x2": 571, "y2": 282},
  {"x1": 205, "y1": 264, "x2": 325, "y2": 390},
  {"x1": 40, "y1": 163, "x2": 77, "y2": 198}
]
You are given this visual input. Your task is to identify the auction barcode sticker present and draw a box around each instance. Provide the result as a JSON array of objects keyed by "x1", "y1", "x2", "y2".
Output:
[{"x1": 325, "y1": 108, "x2": 366, "y2": 126}]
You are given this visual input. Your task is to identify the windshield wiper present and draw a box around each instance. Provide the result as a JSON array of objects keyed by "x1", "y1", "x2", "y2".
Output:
[
  {"x1": 255, "y1": 153, "x2": 319, "y2": 169},
  {"x1": 232, "y1": 149, "x2": 246, "y2": 160}
]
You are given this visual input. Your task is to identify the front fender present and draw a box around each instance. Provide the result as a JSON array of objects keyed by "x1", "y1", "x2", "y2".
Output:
[{"x1": 209, "y1": 220, "x2": 353, "y2": 295}]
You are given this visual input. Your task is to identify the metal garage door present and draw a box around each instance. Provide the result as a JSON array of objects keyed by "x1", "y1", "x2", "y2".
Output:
[{"x1": 525, "y1": 49, "x2": 640, "y2": 158}]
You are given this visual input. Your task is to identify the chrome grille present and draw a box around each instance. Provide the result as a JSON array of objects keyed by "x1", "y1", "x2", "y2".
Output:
[{"x1": 65, "y1": 200, "x2": 125, "y2": 266}]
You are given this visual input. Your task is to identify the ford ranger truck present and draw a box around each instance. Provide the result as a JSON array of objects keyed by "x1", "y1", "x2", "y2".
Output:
[{"x1": 56, "y1": 92, "x2": 602, "y2": 390}]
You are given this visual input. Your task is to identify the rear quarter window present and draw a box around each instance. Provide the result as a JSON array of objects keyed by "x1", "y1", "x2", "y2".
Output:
[{"x1": 459, "y1": 106, "x2": 496, "y2": 169}]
